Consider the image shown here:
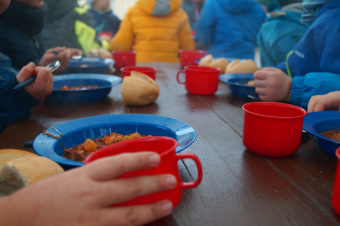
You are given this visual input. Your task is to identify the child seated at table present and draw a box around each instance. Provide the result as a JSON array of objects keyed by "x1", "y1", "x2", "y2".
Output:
[
  {"x1": 109, "y1": 0, "x2": 195, "y2": 63},
  {"x1": 308, "y1": 91, "x2": 340, "y2": 112},
  {"x1": 253, "y1": 0, "x2": 340, "y2": 109},
  {"x1": 194, "y1": 0, "x2": 266, "y2": 60},
  {"x1": 87, "y1": 0, "x2": 121, "y2": 42},
  {"x1": 256, "y1": 0, "x2": 309, "y2": 67}
]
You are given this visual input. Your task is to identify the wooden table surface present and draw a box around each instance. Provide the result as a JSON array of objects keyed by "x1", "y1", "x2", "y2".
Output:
[{"x1": 0, "y1": 62, "x2": 339, "y2": 226}]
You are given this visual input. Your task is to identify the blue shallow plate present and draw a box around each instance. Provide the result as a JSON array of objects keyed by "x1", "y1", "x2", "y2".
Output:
[
  {"x1": 48, "y1": 73, "x2": 122, "y2": 102},
  {"x1": 219, "y1": 73, "x2": 258, "y2": 100},
  {"x1": 303, "y1": 111, "x2": 340, "y2": 158},
  {"x1": 64, "y1": 57, "x2": 114, "y2": 74},
  {"x1": 33, "y1": 114, "x2": 196, "y2": 169}
]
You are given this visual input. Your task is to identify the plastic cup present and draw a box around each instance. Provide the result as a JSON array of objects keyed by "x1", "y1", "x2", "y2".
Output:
[
  {"x1": 112, "y1": 50, "x2": 136, "y2": 70},
  {"x1": 180, "y1": 50, "x2": 205, "y2": 68},
  {"x1": 242, "y1": 102, "x2": 307, "y2": 157},
  {"x1": 177, "y1": 65, "x2": 220, "y2": 95},
  {"x1": 84, "y1": 136, "x2": 203, "y2": 207},
  {"x1": 332, "y1": 147, "x2": 340, "y2": 215},
  {"x1": 121, "y1": 66, "x2": 157, "y2": 80}
]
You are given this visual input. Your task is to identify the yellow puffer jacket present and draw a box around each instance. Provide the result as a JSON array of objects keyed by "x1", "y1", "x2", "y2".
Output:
[{"x1": 109, "y1": 0, "x2": 195, "y2": 63}]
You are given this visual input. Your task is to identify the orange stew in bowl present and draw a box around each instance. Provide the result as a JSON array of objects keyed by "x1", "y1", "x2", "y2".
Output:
[
  {"x1": 63, "y1": 132, "x2": 151, "y2": 162},
  {"x1": 320, "y1": 129, "x2": 340, "y2": 142}
]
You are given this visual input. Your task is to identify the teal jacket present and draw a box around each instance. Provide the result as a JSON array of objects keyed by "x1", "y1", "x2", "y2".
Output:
[{"x1": 257, "y1": 3, "x2": 309, "y2": 67}]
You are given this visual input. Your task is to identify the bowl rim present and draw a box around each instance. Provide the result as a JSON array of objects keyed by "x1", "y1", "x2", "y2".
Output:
[{"x1": 33, "y1": 114, "x2": 196, "y2": 168}]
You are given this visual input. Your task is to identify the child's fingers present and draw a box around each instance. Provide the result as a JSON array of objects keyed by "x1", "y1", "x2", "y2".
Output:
[{"x1": 16, "y1": 62, "x2": 35, "y2": 82}]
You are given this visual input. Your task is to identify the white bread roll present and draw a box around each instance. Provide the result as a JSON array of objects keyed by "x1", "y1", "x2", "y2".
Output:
[
  {"x1": 209, "y1": 58, "x2": 229, "y2": 74},
  {"x1": 198, "y1": 54, "x2": 213, "y2": 66},
  {"x1": 0, "y1": 149, "x2": 64, "y2": 196},
  {"x1": 121, "y1": 71, "x2": 160, "y2": 105},
  {"x1": 225, "y1": 59, "x2": 259, "y2": 74},
  {"x1": 87, "y1": 48, "x2": 113, "y2": 59},
  {"x1": 0, "y1": 149, "x2": 36, "y2": 169}
]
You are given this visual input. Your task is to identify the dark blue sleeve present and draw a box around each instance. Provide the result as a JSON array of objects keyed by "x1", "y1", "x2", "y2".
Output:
[{"x1": 0, "y1": 66, "x2": 40, "y2": 133}]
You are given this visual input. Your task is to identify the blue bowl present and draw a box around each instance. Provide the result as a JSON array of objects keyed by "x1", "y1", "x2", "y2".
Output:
[
  {"x1": 33, "y1": 114, "x2": 196, "y2": 169},
  {"x1": 48, "y1": 73, "x2": 122, "y2": 102},
  {"x1": 303, "y1": 111, "x2": 340, "y2": 158},
  {"x1": 63, "y1": 58, "x2": 114, "y2": 74},
  {"x1": 219, "y1": 73, "x2": 258, "y2": 100}
]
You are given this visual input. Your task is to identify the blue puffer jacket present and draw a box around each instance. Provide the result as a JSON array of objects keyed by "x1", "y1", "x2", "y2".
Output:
[
  {"x1": 194, "y1": 0, "x2": 266, "y2": 59},
  {"x1": 279, "y1": 0, "x2": 340, "y2": 109},
  {"x1": 257, "y1": 2, "x2": 309, "y2": 67},
  {"x1": 0, "y1": 63, "x2": 40, "y2": 134}
]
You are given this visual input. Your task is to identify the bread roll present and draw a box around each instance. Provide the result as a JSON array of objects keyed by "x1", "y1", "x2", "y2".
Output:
[
  {"x1": 121, "y1": 71, "x2": 160, "y2": 105},
  {"x1": 225, "y1": 59, "x2": 259, "y2": 74},
  {"x1": 198, "y1": 54, "x2": 213, "y2": 66},
  {"x1": 209, "y1": 58, "x2": 229, "y2": 74},
  {"x1": 0, "y1": 149, "x2": 64, "y2": 196},
  {"x1": 87, "y1": 48, "x2": 113, "y2": 59}
]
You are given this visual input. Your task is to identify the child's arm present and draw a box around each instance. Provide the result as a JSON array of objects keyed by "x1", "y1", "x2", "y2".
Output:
[{"x1": 109, "y1": 10, "x2": 134, "y2": 51}]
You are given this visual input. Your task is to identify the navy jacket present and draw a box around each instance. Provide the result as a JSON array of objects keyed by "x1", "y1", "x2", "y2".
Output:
[
  {"x1": 0, "y1": 64, "x2": 40, "y2": 133},
  {"x1": 87, "y1": 9, "x2": 121, "y2": 35}
]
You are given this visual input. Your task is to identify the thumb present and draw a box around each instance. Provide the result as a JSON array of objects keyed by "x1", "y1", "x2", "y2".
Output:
[{"x1": 16, "y1": 62, "x2": 36, "y2": 83}]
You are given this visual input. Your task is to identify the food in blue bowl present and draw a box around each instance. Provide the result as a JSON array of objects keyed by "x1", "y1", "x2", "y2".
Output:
[
  {"x1": 63, "y1": 57, "x2": 114, "y2": 74},
  {"x1": 33, "y1": 114, "x2": 196, "y2": 169},
  {"x1": 219, "y1": 73, "x2": 258, "y2": 100},
  {"x1": 303, "y1": 111, "x2": 340, "y2": 158},
  {"x1": 48, "y1": 73, "x2": 122, "y2": 102}
]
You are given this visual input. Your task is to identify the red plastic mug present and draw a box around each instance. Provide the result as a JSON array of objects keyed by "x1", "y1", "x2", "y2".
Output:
[
  {"x1": 121, "y1": 66, "x2": 157, "y2": 80},
  {"x1": 180, "y1": 50, "x2": 205, "y2": 68},
  {"x1": 332, "y1": 147, "x2": 340, "y2": 215},
  {"x1": 112, "y1": 50, "x2": 136, "y2": 70},
  {"x1": 242, "y1": 102, "x2": 307, "y2": 157},
  {"x1": 177, "y1": 65, "x2": 220, "y2": 95},
  {"x1": 84, "y1": 136, "x2": 203, "y2": 207}
]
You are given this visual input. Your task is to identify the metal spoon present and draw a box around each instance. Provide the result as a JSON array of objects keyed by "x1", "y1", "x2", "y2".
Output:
[
  {"x1": 247, "y1": 95, "x2": 260, "y2": 100},
  {"x1": 53, "y1": 50, "x2": 82, "y2": 60},
  {"x1": 13, "y1": 60, "x2": 60, "y2": 90}
]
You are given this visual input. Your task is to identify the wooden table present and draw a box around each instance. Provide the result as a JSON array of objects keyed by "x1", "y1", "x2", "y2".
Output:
[{"x1": 1, "y1": 62, "x2": 340, "y2": 225}]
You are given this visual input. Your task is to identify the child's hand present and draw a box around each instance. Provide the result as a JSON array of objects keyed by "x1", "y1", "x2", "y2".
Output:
[
  {"x1": 254, "y1": 67, "x2": 292, "y2": 102},
  {"x1": 307, "y1": 91, "x2": 340, "y2": 112},
  {"x1": 3, "y1": 152, "x2": 176, "y2": 226},
  {"x1": 16, "y1": 62, "x2": 53, "y2": 100},
  {"x1": 39, "y1": 47, "x2": 83, "y2": 74}
]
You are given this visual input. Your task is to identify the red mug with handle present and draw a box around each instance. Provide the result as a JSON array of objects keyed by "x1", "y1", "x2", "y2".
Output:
[
  {"x1": 177, "y1": 65, "x2": 220, "y2": 95},
  {"x1": 180, "y1": 50, "x2": 205, "y2": 68},
  {"x1": 121, "y1": 66, "x2": 157, "y2": 80},
  {"x1": 84, "y1": 136, "x2": 203, "y2": 207},
  {"x1": 333, "y1": 147, "x2": 340, "y2": 215}
]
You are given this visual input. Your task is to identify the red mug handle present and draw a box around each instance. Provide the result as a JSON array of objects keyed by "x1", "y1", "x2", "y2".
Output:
[
  {"x1": 176, "y1": 153, "x2": 203, "y2": 189},
  {"x1": 176, "y1": 70, "x2": 186, "y2": 84}
]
